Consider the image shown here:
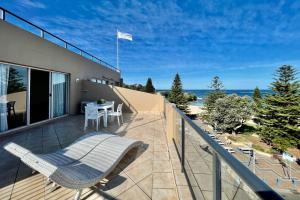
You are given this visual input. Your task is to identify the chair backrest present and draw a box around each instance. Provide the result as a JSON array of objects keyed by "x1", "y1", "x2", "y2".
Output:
[
  {"x1": 85, "y1": 104, "x2": 99, "y2": 119},
  {"x1": 117, "y1": 103, "x2": 123, "y2": 114},
  {"x1": 7, "y1": 101, "x2": 16, "y2": 109},
  {"x1": 111, "y1": 101, "x2": 115, "y2": 112}
]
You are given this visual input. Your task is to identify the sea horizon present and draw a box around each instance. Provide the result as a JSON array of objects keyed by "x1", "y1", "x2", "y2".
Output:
[{"x1": 158, "y1": 89, "x2": 272, "y2": 106}]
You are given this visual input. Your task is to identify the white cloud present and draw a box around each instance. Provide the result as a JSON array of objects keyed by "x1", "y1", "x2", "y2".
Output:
[
  {"x1": 14, "y1": 0, "x2": 300, "y2": 86},
  {"x1": 18, "y1": 0, "x2": 46, "y2": 9}
]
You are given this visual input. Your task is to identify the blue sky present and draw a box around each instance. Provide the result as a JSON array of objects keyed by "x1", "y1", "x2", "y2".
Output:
[{"x1": 1, "y1": 0, "x2": 300, "y2": 89}]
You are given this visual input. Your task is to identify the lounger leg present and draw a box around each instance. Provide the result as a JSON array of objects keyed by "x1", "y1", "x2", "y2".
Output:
[
  {"x1": 117, "y1": 116, "x2": 120, "y2": 126},
  {"x1": 74, "y1": 189, "x2": 82, "y2": 200},
  {"x1": 50, "y1": 182, "x2": 57, "y2": 192},
  {"x1": 45, "y1": 178, "x2": 52, "y2": 185},
  {"x1": 96, "y1": 118, "x2": 99, "y2": 131},
  {"x1": 84, "y1": 119, "x2": 87, "y2": 130}
]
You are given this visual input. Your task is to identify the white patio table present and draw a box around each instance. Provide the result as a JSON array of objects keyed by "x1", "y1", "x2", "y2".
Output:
[{"x1": 90, "y1": 101, "x2": 114, "y2": 127}]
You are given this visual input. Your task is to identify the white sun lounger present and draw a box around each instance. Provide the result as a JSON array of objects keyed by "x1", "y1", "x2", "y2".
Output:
[{"x1": 4, "y1": 132, "x2": 142, "y2": 200}]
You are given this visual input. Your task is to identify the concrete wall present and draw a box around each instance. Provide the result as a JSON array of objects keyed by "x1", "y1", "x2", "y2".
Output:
[
  {"x1": 81, "y1": 80, "x2": 165, "y2": 113},
  {"x1": 165, "y1": 102, "x2": 176, "y2": 142},
  {"x1": 0, "y1": 20, "x2": 120, "y2": 114}
]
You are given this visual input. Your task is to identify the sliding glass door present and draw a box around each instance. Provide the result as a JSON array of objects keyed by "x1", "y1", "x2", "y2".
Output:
[
  {"x1": 0, "y1": 63, "x2": 28, "y2": 132},
  {"x1": 51, "y1": 72, "x2": 68, "y2": 118},
  {"x1": 0, "y1": 62, "x2": 69, "y2": 134},
  {"x1": 30, "y1": 69, "x2": 50, "y2": 124}
]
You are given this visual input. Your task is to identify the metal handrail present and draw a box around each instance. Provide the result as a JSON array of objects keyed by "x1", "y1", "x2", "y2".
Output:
[
  {"x1": 0, "y1": 7, "x2": 119, "y2": 73},
  {"x1": 172, "y1": 106, "x2": 284, "y2": 200}
]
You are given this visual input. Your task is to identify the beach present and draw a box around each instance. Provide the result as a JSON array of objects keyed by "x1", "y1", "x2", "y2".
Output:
[{"x1": 188, "y1": 104, "x2": 204, "y2": 115}]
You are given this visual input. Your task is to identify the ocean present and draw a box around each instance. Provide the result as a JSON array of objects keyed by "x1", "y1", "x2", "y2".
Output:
[{"x1": 160, "y1": 89, "x2": 272, "y2": 106}]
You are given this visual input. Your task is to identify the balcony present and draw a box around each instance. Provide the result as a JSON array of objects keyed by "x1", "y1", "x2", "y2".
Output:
[
  {"x1": 0, "y1": 113, "x2": 185, "y2": 200},
  {"x1": 0, "y1": 81, "x2": 285, "y2": 200}
]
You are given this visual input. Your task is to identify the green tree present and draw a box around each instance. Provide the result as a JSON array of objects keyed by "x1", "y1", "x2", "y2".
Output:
[
  {"x1": 211, "y1": 94, "x2": 253, "y2": 134},
  {"x1": 7, "y1": 68, "x2": 26, "y2": 94},
  {"x1": 210, "y1": 76, "x2": 223, "y2": 91},
  {"x1": 253, "y1": 86, "x2": 262, "y2": 103},
  {"x1": 257, "y1": 65, "x2": 300, "y2": 151},
  {"x1": 168, "y1": 73, "x2": 189, "y2": 113},
  {"x1": 144, "y1": 78, "x2": 155, "y2": 93},
  {"x1": 252, "y1": 87, "x2": 262, "y2": 120},
  {"x1": 202, "y1": 76, "x2": 226, "y2": 125},
  {"x1": 184, "y1": 93, "x2": 197, "y2": 102},
  {"x1": 204, "y1": 76, "x2": 226, "y2": 113},
  {"x1": 160, "y1": 91, "x2": 170, "y2": 98}
]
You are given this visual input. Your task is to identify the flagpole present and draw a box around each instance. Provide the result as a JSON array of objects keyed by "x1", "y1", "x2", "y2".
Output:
[{"x1": 116, "y1": 29, "x2": 119, "y2": 70}]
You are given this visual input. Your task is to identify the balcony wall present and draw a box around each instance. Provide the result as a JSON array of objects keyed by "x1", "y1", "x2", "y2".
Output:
[
  {"x1": 0, "y1": 20, "x2": 120, "y2": 114},
  {"x1": 81, "y1": 80, "x2": 165, "y2": 113}
]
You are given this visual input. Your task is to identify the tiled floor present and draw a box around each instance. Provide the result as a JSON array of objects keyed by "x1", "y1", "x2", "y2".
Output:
[{"x1": 0, "y1": 113, "x2": 194, "y2": 200}]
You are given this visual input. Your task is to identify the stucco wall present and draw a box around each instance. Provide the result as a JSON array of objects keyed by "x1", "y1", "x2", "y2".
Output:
[
  {"x1": 81, "y1": 80, "x2": 165, "y2": 113},
  {"x1": 0, "y1": 20, "x2": 120, "y2": 114}
]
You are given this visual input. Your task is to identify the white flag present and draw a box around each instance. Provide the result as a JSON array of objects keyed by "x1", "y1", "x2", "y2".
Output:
[{"x1": 117, "y1": 31, "x2": 133, "y2": 41}]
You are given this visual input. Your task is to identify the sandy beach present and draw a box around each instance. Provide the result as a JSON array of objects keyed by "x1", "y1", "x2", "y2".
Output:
[{"x1": 188, "y1": 104, "x2": 205, "y2": 115}]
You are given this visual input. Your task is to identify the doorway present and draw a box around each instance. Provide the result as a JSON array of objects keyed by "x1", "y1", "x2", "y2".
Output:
[{"x1": 30, "y1": 69, "x2": 50, "y2": 123}]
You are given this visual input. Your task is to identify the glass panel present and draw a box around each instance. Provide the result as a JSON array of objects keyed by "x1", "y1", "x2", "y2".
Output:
[
  {"x1": 220, "y1": 157, "x2": 262, "y2": 200},
  {"x1": 6, "y1": 14, "x2": 40, "y2": 36},
  {"x1": 44, "y1": 32, "x2": 66, "y2": 48},
  {"x1": 52, "y1": 72, "x2": 67, "y2": 117},
  {"x1": 0, "y1": 63, "x2": 28, "y2": 132},
  {"x1": 67, "y1": 45, "x2": 81, "y2": 55},
  {"x1": 173, "y1": 110, "x2": 182, "y2": 158},
  {"x1": 184, "y1": 121, "x2": 213, "y2": 200}
]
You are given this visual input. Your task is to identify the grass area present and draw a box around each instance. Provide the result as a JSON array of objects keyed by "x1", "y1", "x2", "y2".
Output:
[
  {"x1": 227, "y1": 135, "x2": 248, "y2": 143},
  {"x1": 252, "y1": 144, "x2": 279, "y2": 154},
  {"x1": 236, "y1": 123, "x2": 258, "y2": 134},
  {"x1": 227, "y1": 132, "x2": 279, "y2": 154}
]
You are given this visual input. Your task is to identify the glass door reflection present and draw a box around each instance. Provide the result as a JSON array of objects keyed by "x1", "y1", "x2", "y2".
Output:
[
  {"x1": 0, "y1": 63, "x2": 28, "y2": 132},
  {"x1": 52, "y1": 72, "x2": 67, "y2": 118}
]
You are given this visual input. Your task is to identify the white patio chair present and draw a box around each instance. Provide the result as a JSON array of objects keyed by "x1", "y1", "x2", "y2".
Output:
[
  {"x1": 84, "y1": 104, "x2": 104, "y2": 131},
  {"x1": 108, "y1": 103, "x2": 123, "y2": 126},
  {"x1": 108, "y1": 101, "x2": 115, "y2": 122}
]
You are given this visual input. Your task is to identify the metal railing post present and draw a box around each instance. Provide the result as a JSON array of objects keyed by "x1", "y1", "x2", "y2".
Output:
[
  {"x1": 181, "y1": 118, "x2": 185, "y2": 172},
  {"x1": 65, "y1": 42, "x2": 68, "y2": 49},
  {"x1": 40, "y1": 30, "x2": 44, "y2": 38},
  {"x1": 0, "y1": 9, "x2": 5, "y2": 20},
  {"x1": 213, "y1": 152, "x2": 221, "y2": 200}
]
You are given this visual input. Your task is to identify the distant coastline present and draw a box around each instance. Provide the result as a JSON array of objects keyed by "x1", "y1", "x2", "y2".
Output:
[{"x1": 158, "y1": 89, "x2": 272, "y2": 106}]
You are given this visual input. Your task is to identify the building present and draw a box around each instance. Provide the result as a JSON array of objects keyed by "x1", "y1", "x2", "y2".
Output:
[
  {"x1": 0, "y1": 7, "x2": 286, "y2": 200},
  {"x1": 0, "y1": 7, "x2": 120, "y2": 135}
]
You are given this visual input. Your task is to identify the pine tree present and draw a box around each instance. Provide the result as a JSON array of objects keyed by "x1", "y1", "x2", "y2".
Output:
[
  {"x1": 253, "y1": 86, "x2": 262, "y2": 103},
  {"x1": 210, "y1": 76, "x2": 223, "y2": 91},
  {"x1": 144, "y1": 78, "x2": 155, "y2": 93},
  {"x1": 257, "y1": 65, "x2": 300, "y2": 151},
  {"x1": 7, "y1": 68, "x2": 26, "y2": 94},
  {"x1": 203, "y1": 76, "x2": 226, "y2": 128},
  {"x1": 204, "y1": 76, "x2": 226, "y2": 113},
  {"x1": 168, "y1": 73, "x2": 189, "y2": 113},
  {"x1": 252, "y1": 87, "x2": 262, "y2": 116}
]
